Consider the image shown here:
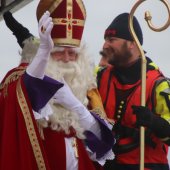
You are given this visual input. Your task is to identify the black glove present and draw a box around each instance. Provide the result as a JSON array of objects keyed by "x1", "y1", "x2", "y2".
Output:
[
  {"x1": 132, "y1": 105, "x2": 153, "y2": 128},
  {"x1": 132, "y1": 105, "x2": 170, "y2": 140}
]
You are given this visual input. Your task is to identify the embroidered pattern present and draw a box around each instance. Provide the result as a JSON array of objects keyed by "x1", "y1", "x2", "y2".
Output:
[
  {"x1": 91, "y1": 107, "x2": 115, "y2": 125},
  {"x1": 17, "y1": 78, "x2": 46, "y2": 170},
  {"x1": 0, "y1": 66, "x2": 26, "y2": 97},
  {"x1": 49, "y1": 0, "x2": 86, "y2": 46}
]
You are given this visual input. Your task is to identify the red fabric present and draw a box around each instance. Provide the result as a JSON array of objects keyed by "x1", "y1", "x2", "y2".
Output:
[
  {"x1": 43, "y1": 128, "x2": 96, "y2": 170},
  {"x1": 99, "y1": 67, "x2": 169, "y2": 164},
  {"x1": 43, "y1": 128, "x2": 67, "y2": 170},
  {"x1": 73, "y1": 0, "x2": 84, "y2": 19},
  {"x1": 72, "y1": 26, "x2": 84, "y2": 40},
  {"x1": 51, "y1": 0, "x2": 67, "y2": 18},
  {"x1": 99, "y1": 67, "x2": 162, "y2": 124},
  {"x1": 0, "y1": 64, "x2": 99, "y2": 170},
  {"x1": 77, "y1": 139, "x2": 96, "y2": 170},
  {"x1": 0, "y1": 65, "x2": 50, "y2": 170},
  {"x1": 52, "y1": 25, "x2": 67, "y2": 39},
  {"x1": 50, "y1": 0, "x2": 86, "y2": 43},
  {"x1": 99, "y1": 67, "x2": 116, "y2": 119}
]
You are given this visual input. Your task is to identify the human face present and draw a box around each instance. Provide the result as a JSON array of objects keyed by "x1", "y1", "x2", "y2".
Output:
[
  {"x1": 51, "y1": 47, "x2": 78, "y2": 63},
  {"x1": 103, "y1": 37, "x2": 133, "y2": 67}
]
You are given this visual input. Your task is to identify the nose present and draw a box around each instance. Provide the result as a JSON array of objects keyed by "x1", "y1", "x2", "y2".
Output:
[
  {"x1": 63, "y1": 52, "x2": 70, "y2": 63},
  {"x1": 103, "y1": 40, "x2": 110, "y2": 49}
]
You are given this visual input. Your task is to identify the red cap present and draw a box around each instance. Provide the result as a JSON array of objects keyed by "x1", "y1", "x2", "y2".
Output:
[{"x1": 36, "y1": 0, "x2": 86, "y2": 47}]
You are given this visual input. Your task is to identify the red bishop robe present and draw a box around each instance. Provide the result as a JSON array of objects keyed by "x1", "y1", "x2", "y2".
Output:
[
  {"x1": 0, "y1": 63, "x2": 101, "y2": 170},
  {"x1": 0, "y1": 63, "x2": 51, "y2": 170}
]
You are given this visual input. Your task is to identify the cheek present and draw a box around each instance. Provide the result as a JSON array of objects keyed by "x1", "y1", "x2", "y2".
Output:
[
  {"x1": 51, "y1": 54, "x2": 62, "y2": 61},
  {"x1": 106, "y1": 47, "x2": 114, "y2": 57},
  {"x1": 70, "y1": 55, "x2": 77, "y2": 61},
  {"x1": 66, "y1": 55, "x2": 77, "y2": 61}
]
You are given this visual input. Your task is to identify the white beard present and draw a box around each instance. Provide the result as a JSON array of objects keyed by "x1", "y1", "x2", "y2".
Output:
[{"x1": 44, "y1": 47, "x2": 96, "y2": 139}]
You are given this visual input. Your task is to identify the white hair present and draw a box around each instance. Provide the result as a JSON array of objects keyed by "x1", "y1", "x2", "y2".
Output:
[{"x1": 20, "y1": 36, "x2": 40, "y2": 63}]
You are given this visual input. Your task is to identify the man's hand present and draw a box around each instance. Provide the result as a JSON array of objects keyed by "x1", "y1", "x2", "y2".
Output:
[
  {"x1": 53, "y1": 79, "x2": 101, "y2": 133},
  {"x1": 53, "y1": 78, "x2": 81, "y2": 111},
  {"x1": 26, "y1": 11, "x2": 54, "y2": 79},
  {"x1": 132, "y1": 105, "x2": 170, "y2": 141},
  {"x1": 132, "y1": 105, "x2": 153, "y2": 127},
  {"x1": 38, "y1": 11, "x2": 54, "y2": 50}
]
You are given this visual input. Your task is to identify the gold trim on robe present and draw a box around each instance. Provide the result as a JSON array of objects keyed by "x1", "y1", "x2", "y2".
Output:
[{"x1": 17, "y1": 78, "x2": 47, "y2": 170}]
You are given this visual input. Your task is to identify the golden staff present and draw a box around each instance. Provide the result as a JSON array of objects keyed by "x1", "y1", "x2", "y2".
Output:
[{"x1": 128, "y1": 0, "x2": 170, "y2": 170}]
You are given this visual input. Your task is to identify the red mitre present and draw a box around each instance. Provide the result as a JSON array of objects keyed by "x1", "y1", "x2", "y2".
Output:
[{"x1": 36, "y1": 0, "x2": 86, "y2": 47}]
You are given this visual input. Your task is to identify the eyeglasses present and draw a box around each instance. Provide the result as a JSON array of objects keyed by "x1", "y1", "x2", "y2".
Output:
[{"x1": 51, "y1": 48, "x2": 77, "y2": 62}]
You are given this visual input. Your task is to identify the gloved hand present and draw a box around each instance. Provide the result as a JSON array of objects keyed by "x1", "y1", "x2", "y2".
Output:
[
  {"x1": 38, "y1": 11, "x2": 54, "y2": 50},
  {"x1": 53, "y1": 78, "x2": 82, "y2": 111},
  {"x1": 132, "y1": 105, "x2": 153, "y2": 128},
  {"x1": 26, "y1": 11, "x2": 54, "y2": 79},
  {"x1": 132, "y1": 105, "x2": 170, "y2": 140},
  {"x1": 53, "y1": 78, "x2": 101, "y2": 134}
]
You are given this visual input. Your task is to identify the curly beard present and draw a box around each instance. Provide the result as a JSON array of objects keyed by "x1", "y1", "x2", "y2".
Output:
[{"x1": 43, "y1": 48, "x2": 96, "y2": 139}]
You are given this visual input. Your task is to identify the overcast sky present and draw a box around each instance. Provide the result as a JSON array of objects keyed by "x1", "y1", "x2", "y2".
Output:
[{"x1": 0, "y1": 0, "x2": 170, "y2": 81}]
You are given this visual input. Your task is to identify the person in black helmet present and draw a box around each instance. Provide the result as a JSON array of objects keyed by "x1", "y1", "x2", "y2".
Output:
[{"x1": 97, "y1": 13, "x2": 170, "y2": 170}]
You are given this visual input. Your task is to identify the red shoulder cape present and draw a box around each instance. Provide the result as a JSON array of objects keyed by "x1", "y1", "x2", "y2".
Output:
[{"x1": 0, "y1": 65, "x2": 50, "y2": 170}]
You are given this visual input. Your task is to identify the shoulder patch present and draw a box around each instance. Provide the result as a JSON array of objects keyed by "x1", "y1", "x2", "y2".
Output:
[
  {"x1": 148, "y1": 62, "x2": 159, "y2": 70},
  {"x1": 160, "y1": 81, "x2": 170, "y2": 112},
  {"x1": 97, "y1": 67, "x2": 107, "y2": 88}
]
